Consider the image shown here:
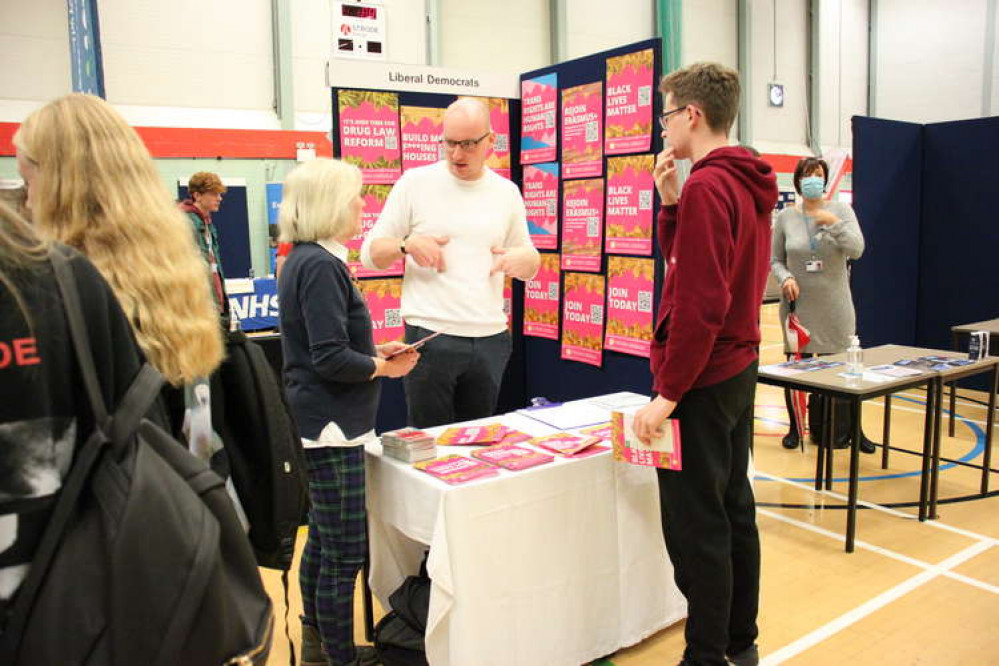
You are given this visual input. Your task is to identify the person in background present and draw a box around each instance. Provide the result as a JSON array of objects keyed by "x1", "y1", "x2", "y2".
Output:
[
  {"x1": 179, "y1": 171, "x2": 229, "y2": 318},
  {"x1": 360, "y1": 98, "x2": 539, "y2": 428},
  {"x1": 278, "y1": 158, "x2": 419, "y2": 666},
  {"x1": 0, "y1": 201, "x2": 148, "y2": 621},
  {"x1": 634, "y1": 62, "x2": 777, "y2": 666},
  {"x1": 14, "y1": 93, "x2": 224, "y2": 437},
  {"x1": 771, "y1": 156, "x2": 874, "y2": 454}
]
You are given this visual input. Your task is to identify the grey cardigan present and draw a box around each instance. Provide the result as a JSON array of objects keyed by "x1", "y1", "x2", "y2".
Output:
[{"x1": 771, "y1": 201, "x2": 865, "y2": 354}]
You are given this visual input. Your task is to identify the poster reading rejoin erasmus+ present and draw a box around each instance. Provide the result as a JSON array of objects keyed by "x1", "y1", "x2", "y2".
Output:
[
  {"x1": 338, "y1": 90, "x2": 401, "y2": 184},
  {"x1": 561, "y1": 82, "x2": 603, "y2": 179},
  {"x1": 520, "y1": 73, "x2": 558, "y2": 164},
  {"x1": 604, "y1": 256, "x2": 654, "y2": 358},
  {"x1": 604, "y1": 49, "x2": 654, "y2": 155},
  {"x1": 561, "y1": 178, "x2": 604, "y2": 272},
  {"x1": 400, "y1": 106, "x2": 444, "y2": 172},
  {"x1": 561, "y1": 272, "x2": 605, "y2": 367}
]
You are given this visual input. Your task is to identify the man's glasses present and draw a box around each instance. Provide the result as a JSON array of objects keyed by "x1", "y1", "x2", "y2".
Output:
[
  {"x1": 658, "y1": 106, "x2": 687, "y2": 131},
  {"x1": 440, "y1": 132, "x2": 491, "y2": 152}
]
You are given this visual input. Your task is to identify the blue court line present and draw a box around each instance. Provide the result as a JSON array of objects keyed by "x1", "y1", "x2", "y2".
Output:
[{"x1": 754, "y1": 395, "x2": 986, "y2": 484}]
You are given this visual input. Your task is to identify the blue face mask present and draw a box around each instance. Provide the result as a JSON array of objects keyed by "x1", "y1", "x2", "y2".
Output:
[{"x1": 800, "y1": 176, "x2": 825, "y2": 200}]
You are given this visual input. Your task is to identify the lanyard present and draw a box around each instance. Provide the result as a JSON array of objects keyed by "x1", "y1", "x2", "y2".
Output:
[{"x1": 800, "y1": 212, "x2": 819, "y2": 255}]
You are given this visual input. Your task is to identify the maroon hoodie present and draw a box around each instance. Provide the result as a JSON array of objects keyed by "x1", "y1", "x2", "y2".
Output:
[{"x1": 650, "y1": 146, "x2": 778, "y2": 401}]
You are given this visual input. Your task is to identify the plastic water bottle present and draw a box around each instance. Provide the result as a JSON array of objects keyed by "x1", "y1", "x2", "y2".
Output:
[{"x1": 846, "y1": 335, "x2": 863, "y2": 377}]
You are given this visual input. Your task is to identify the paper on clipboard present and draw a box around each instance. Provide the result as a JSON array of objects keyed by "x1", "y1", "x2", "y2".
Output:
[{"x1": 517, "y1": 401, "x2": 610, "y2": 430}]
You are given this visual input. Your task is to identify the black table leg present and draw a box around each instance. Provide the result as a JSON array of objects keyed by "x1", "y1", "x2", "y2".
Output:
[
  {"x1": 930, "y1": 378, "x2": 944, "y2": 519},
  {"x1": 814, "y1": 395, "x2": 828, "y2": 491},
  {"x1": 825, "y1": 398, "x2": 835, "y2": 491},
  {"x1": 982, "y1": 364, "x2": 998, "y2": 495},
  {"x1": 845, "y1": 397, "x2": 862, "y2": 553},
  {"x1": 950, "y1": 331, "x2": 960, "y2": 437},
  {"x1": 881, "y1": 395, "x2": 892, "y2": 469},
  {"x1": 918, "y1": 379, "x2": 937, "y2": 522}
]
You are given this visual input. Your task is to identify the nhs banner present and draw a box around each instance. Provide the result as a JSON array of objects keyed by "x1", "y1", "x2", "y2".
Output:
[{"x1": 227, "y1": 278, "x2": 279, "y2": 331}]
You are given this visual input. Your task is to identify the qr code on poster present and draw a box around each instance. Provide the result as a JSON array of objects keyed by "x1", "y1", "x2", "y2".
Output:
[
  {"x1": 546, "y1": 200, "x2": 557, "y2": 217},
  {"x1": 586, "y1": 216, "x2": 600, "y2": 237},
  {"x1": 637, "y1": 290, "x2": 652, "y2": 313},
  {"x1": 495, "y1": 134, "x2": 509, "y2": 152},
  {"x1": 590, "y1": 304, "x2": 604, "y2": 325},
  {"x1": 548, "y1": 283, "x2": 559, "y2": 300},
  {"x1": 384, "y1": 308, "x2": 402, "y2": 328},
  {"x1": 384, "y1": 134, "x2": 398, "y2": 150},
  {"x1": 638, "y1": 85, "x2": 652, "y2": 107},
  {"x1": 544, "y1": 111, "x2": 555, "y2": 128},
  {"x1": 585, "y1": 120, "x2": 598, "y2": 143},
  {"x1": 639, "y1": 189, "x2": 653, "y2": 210}
]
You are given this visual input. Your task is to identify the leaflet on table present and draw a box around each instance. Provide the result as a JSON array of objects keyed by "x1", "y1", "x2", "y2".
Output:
[
  {"x1": 561, "y1": 82, "x2": 604, "y2": 179},
  {"x1": 760, "y1": 358, "x2": 845, "y2": 376},
  {"x1": 561, "y1": 272, "x2": 606, "y2": 367},
  {"x1": 866, "y1": 364, "x2": 925, "y2": 378},
  {"x1": 611, "y1": 408, "x2": 682, "y2": 471},
  {"x1": 520, "y1": 73, "x2": 558, "y2": 164},
  {"x1": 496, "y1": 428, "x2": 533, "y2": 445},
  {"x1": 605, "y1": 155, "x2": 654, "y2": 256},
  {"x1": 400, "y1": 106, "x2": 444, "y2": 172},
  {"x1": 894, "y1": 356, "x2": 975, "y2": 371},
  {"x1": 531, "y1": 433, "x2": 604, "y2": 456},
  {"x1": 414, "y1": 454, "x2": 500, "y2": 485},
  {"x1": 605, "y1": 256, "x2": 654, "y2": 358},
  {"x1": 471, "y1": 444, "x2": 555, "y2": 471},
  {"x1": 355, "y1": 279, "x2": 404, "y2": 344},
  {"x1": 523, "y1": 163, "x2": 560, "y2": 250},
  {"x1": 337, "y1": 89, "x2": 401, "y2": 184},
  {"x1": 604, "y1": 48, "x2": 654, "y2": 155},
  {"x1": 347, "y1": 185, "x2": 404, "y2": 277},
  {"x1": 517, "y1": 400, "x2": 610, "y2": 430},
  {"x1": 561, "y1": 179, "x2": 604, "y2": 273},
  {"x1": 578, "y1": 423, "x2": 613, "y2": 441},
  {"x1": 436, "y1": 423, "x2": 508, "y2": 446},
  {"x1": 523, "y1": 253, "x2": 560, "y2": 340}
]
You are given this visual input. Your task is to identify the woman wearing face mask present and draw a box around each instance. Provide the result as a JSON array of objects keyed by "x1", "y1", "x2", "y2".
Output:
[{"x1": 771, "y1": 156, "x2": 876, "y2": 453}]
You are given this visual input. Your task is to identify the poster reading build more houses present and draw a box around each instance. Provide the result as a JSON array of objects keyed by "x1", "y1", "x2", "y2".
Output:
[
  {"x1": 561, "y1": 272, "x2": 606, "y2": 367},
  {"x1": 338, "y1": 90, "x2": 402, "y2": 184},
  {"x1": 400, "y1": 106, "x2": 444, "y2": 171}
]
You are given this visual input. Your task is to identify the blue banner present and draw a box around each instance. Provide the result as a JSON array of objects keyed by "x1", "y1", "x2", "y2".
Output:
[
  {"x1": 67, "y1": 0, "x2": 105, "y2": 97},
  {"x1": 228, "y1": 278, "x2": 279, "y2": 331},
  {"x1": 266, "y1": 182, "x2": 283, "y2": 226}
]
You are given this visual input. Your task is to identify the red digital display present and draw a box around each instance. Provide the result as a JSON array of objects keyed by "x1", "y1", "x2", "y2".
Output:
[{"x1": 342, "y1": 5, "x2": 378, "y2": 20}]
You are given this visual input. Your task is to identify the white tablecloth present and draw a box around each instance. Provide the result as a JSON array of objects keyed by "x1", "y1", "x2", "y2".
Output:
[{"x1": 365, "y1": 397, "x2": 687, "y2": 666}]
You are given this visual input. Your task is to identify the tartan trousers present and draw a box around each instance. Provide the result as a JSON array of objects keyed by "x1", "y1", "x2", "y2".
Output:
[{"x1": 300, "y1": 445, "x2": 367, "y2": 665}]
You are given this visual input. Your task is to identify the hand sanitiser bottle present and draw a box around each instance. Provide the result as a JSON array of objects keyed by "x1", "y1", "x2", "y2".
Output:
[{"x1": 846, "y1": 335, "x2": 863, "y2": 377}]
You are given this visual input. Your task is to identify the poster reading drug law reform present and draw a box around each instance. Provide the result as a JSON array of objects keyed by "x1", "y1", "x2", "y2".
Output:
[
  {"x1": 523, "y1": 163, "x2": 559, "y2": 250},
  {"x1": 347, "y1": 185, "x2": 402, "y2": 278},
  {"x1": 356, "y1": 278, "x2": 403, "y2": 345},
  {"x1": 605, "y1": 154, "x2": 654, "y2": 256},
  {"x1": 561, "y1": 178, "x2": 604, "y2": 273},
  {"x1": 561, "y1": 272, "x2": 605, "y2": 367},
  {"x1": 561, "y1": 82, "x2": 603, "y2": 179},
  {"x1": 605, "y1": 256, "x2": 654, "y2": 358},
  {"x1": 338, "y1": 89, "x2": 401, "y2": 184},
  {"x1": 520, "y1": 73, "x2": 557, "y2": 164},
  {"x1": 605, "y1": 49, "x2": 654, "y2": 155},
  {"x1": 400, "y1": 106, "x2": 444, "y2": 172},
  {"x1": 523, "y1": 253, "x2": 560, "y2": 340}
]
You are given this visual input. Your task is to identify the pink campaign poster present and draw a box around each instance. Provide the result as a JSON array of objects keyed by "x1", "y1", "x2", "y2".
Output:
[
  {"x1": 503, "y1": 276, "x2": 513, "y2": 330},
  {"x1": 523, "y1": 253, "x2": 560, "y2": 340},
  {"x1": 356, "y1": 278, "x2": 403, "y2": 345},
  {"x1": 347, "y1": 185, "x2": 403, "y2": 278},
  {"x1": 605, "y1": 49, "x2": 654, "y2": 155},
  {"x1": 487, "y1": 98, "x2": 512, "y2": 179},
  {"x1": 604, "y1": 256, "x2": 654, "y2": 358},
  {"x1": 561, "y1": 178, "x2": 604, "y2": 273},
  {"x1": 605, "y1": 154, "x2": 655, "y2": 255},
  {"x1": 400, "y1": 106, "x2": 444, "y2": 172},
  {"x1": 520, "y1": 73, "x2": 558, "y2": 164},
  {"x1": 561, "y1": 272, "x2": 605, "y2": 367},
  {"x1": 522, "y1": 163, "x2": 559, "y2": 250},
  {"x1": 337, "y1": 90, "x2": 401, "y2": 184},
  {"x1": 561, "y1": 82, "x2": 603, "y2": 179}
]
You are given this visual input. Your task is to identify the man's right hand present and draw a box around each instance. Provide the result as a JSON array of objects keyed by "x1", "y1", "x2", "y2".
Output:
[
  {"x1": 654, "y1": 147, "x2": 680, "y2": 206},
  {"x1": 405, "y1": 234, "x2": 450, "y2": 272}
]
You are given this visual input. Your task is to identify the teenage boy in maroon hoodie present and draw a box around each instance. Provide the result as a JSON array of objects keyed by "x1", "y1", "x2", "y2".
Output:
[{"x1": 633, "y1": 63, "x2": 778, "y2": 666}]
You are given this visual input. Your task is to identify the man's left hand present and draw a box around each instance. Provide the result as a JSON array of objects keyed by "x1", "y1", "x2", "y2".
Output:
[
  {"x1": 490, "y1": 246, "x2": 537, "y2": 280},
  {"x1": 633, "y1": 395, "x2": 677, "y2": 445}
]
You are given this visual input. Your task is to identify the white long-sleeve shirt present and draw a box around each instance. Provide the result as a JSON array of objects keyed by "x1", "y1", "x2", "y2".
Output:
[{"x1": 360, "y1": 161, "x2": 537, "y2": 337}]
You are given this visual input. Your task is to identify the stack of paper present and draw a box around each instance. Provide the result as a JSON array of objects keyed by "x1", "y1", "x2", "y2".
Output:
[
  {"x1": 436, "y1": 423, "x2": 508, "y2": 446},
  {"x1": 381, "y1": 427, "x2": 437, "y2": 463},
  {"x1": 414, "y1": 454, "x2": 500, "y2": 485},
  {"x1": 471, "y1": 444, "x2": 555, "y2": 471},
  {"x1": 530, "y1": 432, "x2": 606, "y2": 457}
]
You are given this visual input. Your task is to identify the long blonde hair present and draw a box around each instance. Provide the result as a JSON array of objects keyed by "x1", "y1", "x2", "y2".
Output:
[
  {"x1": 0, "y1": 200, "x2": 48, "y2": 328},
  {"x1": 14, "y1": 93, "x2": 223, "y2": 385}
]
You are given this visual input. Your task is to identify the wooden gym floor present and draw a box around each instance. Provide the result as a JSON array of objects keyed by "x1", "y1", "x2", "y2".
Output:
[{"x1": 262, "y1": 303, "x2": 999, "y2": 665}]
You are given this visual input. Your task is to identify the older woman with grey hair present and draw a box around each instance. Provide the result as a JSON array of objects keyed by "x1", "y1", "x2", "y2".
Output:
[{"x1": 278, "y1": 158, "x2": 419, "y2": 666}]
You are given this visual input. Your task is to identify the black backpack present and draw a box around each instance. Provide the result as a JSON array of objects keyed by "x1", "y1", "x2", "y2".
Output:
[
  {"x1": 0, "y1": 247, "x2": 273, "y2": 666},
  {"x1": 214, "y1": 329, "x2": 309, "y2": 570},
  {"x1": 373, "y1": 559, "x2": 431, "y2": 666}
]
